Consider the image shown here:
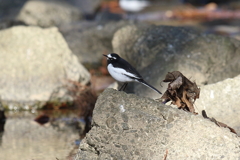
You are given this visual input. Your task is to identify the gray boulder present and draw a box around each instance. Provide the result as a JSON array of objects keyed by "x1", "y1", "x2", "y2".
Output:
[
  {"x1": 15, "y1": 0, "x2": 82, "y2": 27},
  {"x1": 75, "y1": 89, "x2": 240, "y2": 160},
  {"x1": 195, "y1": 74, "x2": 240, "y2": 136},
  {"x1": 60, "y1": 21, "x2": 133, "y2": 67},
  {"x1": 0, "y1": 26, "x2": 90, "y2": 109},
  {"x1": 112, "y1": 24, "x2": 240, "y2": 98}
]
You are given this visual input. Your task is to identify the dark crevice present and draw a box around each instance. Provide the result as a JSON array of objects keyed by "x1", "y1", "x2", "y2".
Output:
[
  {"x1": 87, "y1": 142, "x2": 100, "y2": 155},
  {"x1": 161, "y1": 114, "x2": 167, "y2": 121}
]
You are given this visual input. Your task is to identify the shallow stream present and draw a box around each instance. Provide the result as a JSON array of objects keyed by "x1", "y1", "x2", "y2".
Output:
[{"x1": 0, "y1": 110, "x2": 81, "y2": 160}]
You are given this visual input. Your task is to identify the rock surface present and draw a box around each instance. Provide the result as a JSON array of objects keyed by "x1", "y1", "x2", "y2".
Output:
[
  {"x1": 75, "y1": 89, "x2": 240, "y2": 160},
  {"x1": 195, "y1": 74, "x2": 240, "y2": 136},
  {"x1": 0, "y1": 26, "x2": 90, "y2": 109},
  {"x1": 15, "y1": 0, "x2": 82, "y2": 27},
  {"x1": 60, "y1": 21, "x2": 133, "y2": 67},
  {"x1": 112, "y1": 24, "x2": 240, "y2": 98}
]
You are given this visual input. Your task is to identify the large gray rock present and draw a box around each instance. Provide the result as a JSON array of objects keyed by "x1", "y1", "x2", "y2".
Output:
[
  {"x1": 60, "y1": 21, "x2": 133, "y2": 67},
  {"x1": 195, "y1": 74, "x2": 240, "y2": 136},
  {"x1": 112, "y1": 24, "x2": 240, "y2": 98},
  {"x1": 75, "y1": 89, "x2": 240, "y2": 159},
  {"x1": 15, "y1": 0, "x2": 82, "y2": 27},
  {"x1": 0, "y1": 26, "x2": 90, "y2": 109}
]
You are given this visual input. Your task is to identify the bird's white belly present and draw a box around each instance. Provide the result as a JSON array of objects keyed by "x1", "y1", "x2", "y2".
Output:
[{"x1": 107, "y1": 64, "x2": 133, "y2": 82}]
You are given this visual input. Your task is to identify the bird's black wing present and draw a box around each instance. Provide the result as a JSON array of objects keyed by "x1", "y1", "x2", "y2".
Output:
[{"x1": 113, "y1": 58, "x2": 143, "y2": 80}]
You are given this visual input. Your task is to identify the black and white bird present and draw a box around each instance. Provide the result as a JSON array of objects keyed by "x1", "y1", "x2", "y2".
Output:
[{"x1": 103, "y1": 53, "x2": 162, "y2": 94}]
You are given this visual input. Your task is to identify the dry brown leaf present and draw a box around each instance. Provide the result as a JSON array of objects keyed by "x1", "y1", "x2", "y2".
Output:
[{"x1": 160, "y1": 71, "x2": 200, "y2": 114}]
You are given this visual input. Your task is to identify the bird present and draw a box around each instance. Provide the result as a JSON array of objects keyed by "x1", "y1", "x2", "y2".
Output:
[
  {"x1": 103, "y1": 53, "x2": 162, "y2": 94},
  {"x1": 119, "y1": 0, "x2": 150, "y2": 12}
]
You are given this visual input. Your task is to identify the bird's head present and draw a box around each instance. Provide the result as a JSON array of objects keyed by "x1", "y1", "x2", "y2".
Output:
[{"x1": 103, "y1": 53, "x2": 120, "y2": 62}]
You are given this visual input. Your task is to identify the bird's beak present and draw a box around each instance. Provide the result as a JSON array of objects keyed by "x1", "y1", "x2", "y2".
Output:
[{"x1": 103, "y1": 54, "x2": 108, "y2": 58}]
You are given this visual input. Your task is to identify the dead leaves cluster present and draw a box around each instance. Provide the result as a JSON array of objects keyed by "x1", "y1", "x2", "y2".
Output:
[
  {"x1": 160, "y1": 71, "x2": 200, "y2": 114},
  {"x1": 160, "y1": 71, "x2": 237, "y2": 135}
]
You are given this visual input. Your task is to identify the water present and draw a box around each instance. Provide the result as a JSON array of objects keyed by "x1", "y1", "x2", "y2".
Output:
[{"x1": 0, "y1": 110, "x2": 81, "y2": 160}]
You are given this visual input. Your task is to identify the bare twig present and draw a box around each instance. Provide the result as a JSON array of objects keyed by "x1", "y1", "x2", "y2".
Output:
[
  {"x1": 202, "y1": 110, "x2": 237, "y2": 135},
  {"x1": 162, "y1": 149, "x2": 168, "y2": 160}
]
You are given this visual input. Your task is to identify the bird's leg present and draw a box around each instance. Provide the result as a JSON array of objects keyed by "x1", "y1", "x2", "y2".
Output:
[
  {"x1": 122, "y1": 83, "x2": 128, "y2": 91},
  {"x1": 119, "y1": 83, "x2": 128, "y2": 91},
  {"x1": 119, "y1": 83, "x2": 125, "y2": 91}
]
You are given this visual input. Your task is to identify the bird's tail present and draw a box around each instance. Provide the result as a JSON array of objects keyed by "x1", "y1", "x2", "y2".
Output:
[{"x1": 138, "y1": 79, "x2": 162, "y2": 95}]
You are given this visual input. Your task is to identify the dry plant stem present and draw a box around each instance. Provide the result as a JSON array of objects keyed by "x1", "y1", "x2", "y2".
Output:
[
  {"x1": 202, "y1": 110, "x2": 237, "y2": 135},
  {"x1": 162, "y1": 149, "x2": 168, "y2": 160}
]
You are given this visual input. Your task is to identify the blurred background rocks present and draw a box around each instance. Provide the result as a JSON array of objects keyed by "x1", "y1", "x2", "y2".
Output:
[
  {"x1": 0, "y1": 0, "x2": 240, "y2": 160},
  {"x1": 59, "y1": 20, "x2": 132, "y2": 67},
  {"x1": 0, "y1": 26, "x2": 90, "y2": 110},
  {"x1": 15, "y1": 0, "x2": 83, "y2": 27}
]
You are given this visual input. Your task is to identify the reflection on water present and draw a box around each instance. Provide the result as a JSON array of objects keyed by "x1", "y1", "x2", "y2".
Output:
[
  {"x1": 0, "y1": 132, "x2": 3, "y2": 146},
  {"x1": 0, "y1": 109, "x2": 6, "y2": 146},
  {"x1": 0, "y1": 110, "x2": 81, "y2": 160}
]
